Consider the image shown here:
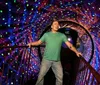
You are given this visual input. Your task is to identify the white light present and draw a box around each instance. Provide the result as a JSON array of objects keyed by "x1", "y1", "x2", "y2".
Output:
[
  {"x1": 68, "y1": 38, "x2": 71, "y2": 41},
  {"x1": 9, "y1": 9, "x2": 11, "y2": 11},
  {"x1": 11, "y1": 82, "x2": 13, "y2": 84}
]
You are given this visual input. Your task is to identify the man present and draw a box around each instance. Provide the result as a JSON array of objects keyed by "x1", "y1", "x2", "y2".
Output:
[{"x1": 28, "y1": 19, "x2": 82, "y2": 85}]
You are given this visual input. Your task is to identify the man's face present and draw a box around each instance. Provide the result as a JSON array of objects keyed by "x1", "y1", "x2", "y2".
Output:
[{"x1": 51, "y1": 21, "x2": 60, "y2": 31}]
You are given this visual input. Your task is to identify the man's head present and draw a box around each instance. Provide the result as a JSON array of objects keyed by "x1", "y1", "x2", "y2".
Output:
[{"x1": 51, "y1": 18, "x2": 60, "y2": 31}]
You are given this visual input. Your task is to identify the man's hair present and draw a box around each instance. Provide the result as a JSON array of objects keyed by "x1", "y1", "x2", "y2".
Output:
[
  {"x1": 49, "y1": 18, "x2": 59, "y2": 31},
  {"x1": 53, "y1": 18, "x2": 58, "y2": 21},
  {"x1": 51, "y1": 18, "x2": 59, "y2": 25}
]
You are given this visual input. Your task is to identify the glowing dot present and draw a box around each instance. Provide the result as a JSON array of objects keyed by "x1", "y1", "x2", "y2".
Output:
[
  {"x1": 8, "y1": 24, "x2": 10, "y2": 27},
  {"x1": 8, "y1": 53, "x2": 10, "y2": 55},
  {"x1": 7, "y1": 44, "x2": 10, "y2": 46},
  {"x1": 14, "y1": 0, "x2": 16, "y2": 3},
  {"x1": 5, "y1": 3, "x2": 8, "y2": 5},
  {"x1": 36, "y1": 5, "x2": 38, "y2": 8},
  {"x1": 10, "y1": 48, "x2": 12, "y2": 50},
  {"x1": 16, "y1": 80, "x2": 18, "y2": 82},
  {"x1": 14, "y1": 27, "x2": 16, "y2": 29},
  {"x1": 88, "y1": 3, "x2": 91, "y2": 5},
  {"x1": 31, "y1": 8, "x2": 33, "y2": 10},
  {"x1": 38, "y1": 2, "x2": 40, "y2": 4},
  {"x1": 1, "y1": 53, "x2": 4, "y2": 56},
  {"x1": 11, "y1": 16, "x2": 13, "y2": 18},
  {"x1": 14, "y1": 19, "x2": 16, "y2": 21},
  {"x1": 6, "y1": 32, "x2": 8, "y2": 34},
  {"x1": 68, "y1": 38, "x2": 71, "y2": 41},
  {"x1": 11, "y1": 82, "x2": 13, "y2": 84},
  {"x1": 15, "y1": 61, "x2": 17, "y2": 63},
  {"x1": 0, "y1": 35, "x2": 2, "y2": 38},
  {"x1": 2, "y1": 18, "x2": 5, "y2": 20},
  {"x1": 0, "y1": 10, "x2": 3, "y2": 13},
  {"x1": 92, "y1": 7, "x2": 94, "y2": 9},
  {"x1": 26, "y1": 4, "x2": 29, "y2": 7},
  {"x1": 92, "y1": 14, "x2": 95, "y2": 16},
  {"x1": 80, "y1": 0, "x2": 83, "y2": 2},
  {"x1": 9, "y1": 9, "x2": 11, "y2": 11},
  {"x1": 5, "y1": 22, "x2": 7, "y2": 24}
]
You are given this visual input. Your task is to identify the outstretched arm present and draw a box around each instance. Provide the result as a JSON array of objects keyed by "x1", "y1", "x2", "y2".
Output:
[
  {"x1": 65, "y1": 41, "x2": 82, "y2": 57},
  {"x1": 28, "y1": 40, "x2": 42, "y2": 47}
]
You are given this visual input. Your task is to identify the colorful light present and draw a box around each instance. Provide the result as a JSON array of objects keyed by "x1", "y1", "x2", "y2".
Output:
[{"x1": 0, "y1": 0, "x2": 100, "y2": 85}]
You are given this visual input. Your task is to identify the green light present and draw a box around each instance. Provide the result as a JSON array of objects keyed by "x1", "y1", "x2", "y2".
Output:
[
  {"x1": 0, "y1": 35, "x2": 2, "y2": 38},
  {"x1": 0, "y1": 24, "x2": 2, "y2": 26},
  {"x1": 0, "y1": 10, "x2": 3, "y2": 13},
  {"x1": 27, "y1": 4, "x2": 29, "y2": 7},
  {"x1": 14, "y1": 0, "x2": 16, "y2": 3}
]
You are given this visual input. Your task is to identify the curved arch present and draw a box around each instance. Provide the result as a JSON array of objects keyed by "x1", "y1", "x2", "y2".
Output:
[{"x1": 38, "y1": 20, "x2": 94, "y2": 63}]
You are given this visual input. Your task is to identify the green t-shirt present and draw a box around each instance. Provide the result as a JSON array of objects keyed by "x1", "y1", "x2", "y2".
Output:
[{"x1": 40, "y1": 32, "x2": 68, "y2": 61}]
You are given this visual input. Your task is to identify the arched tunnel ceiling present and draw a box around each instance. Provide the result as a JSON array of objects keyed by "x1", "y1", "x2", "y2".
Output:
[
  {"x1": 0, "y1": 0, "x2": 100, "y2": 80},
  {"x1": 0, "y1": 0, "x2": 100, "y2": 39}
]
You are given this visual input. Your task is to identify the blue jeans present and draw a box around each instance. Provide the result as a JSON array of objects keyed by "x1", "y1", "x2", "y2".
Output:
[{"x1": 35, "y1": 58, "x2": 63, "y2": 85}]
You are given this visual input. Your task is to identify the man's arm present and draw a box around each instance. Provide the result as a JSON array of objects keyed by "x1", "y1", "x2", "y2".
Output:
[
  {"x1": 28, "y1": 40, "x2": 42, "y2": 47},
  {"x1": 65, "y1": 41, "x2": 82, "y2": 57}
]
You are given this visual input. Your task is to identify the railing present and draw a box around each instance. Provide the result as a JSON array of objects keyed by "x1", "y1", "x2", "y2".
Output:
[{"x1": 75, "y1": 56, "x2": 100, "y2": 85}]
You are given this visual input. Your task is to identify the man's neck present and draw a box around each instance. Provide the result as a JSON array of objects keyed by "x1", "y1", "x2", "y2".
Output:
[{"x1": 51, "y1": 29, "x2": 57, "y2": 33}]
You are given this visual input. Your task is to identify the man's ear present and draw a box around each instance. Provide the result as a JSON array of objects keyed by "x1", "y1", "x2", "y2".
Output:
[{"x1": 51, "y1": 25, "x2": 53, "y2": 28}]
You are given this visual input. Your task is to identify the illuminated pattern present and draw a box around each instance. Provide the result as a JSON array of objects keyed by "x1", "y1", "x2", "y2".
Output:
[{"x1": 0, "y1": 0, "x2": 100, "y2": 85}]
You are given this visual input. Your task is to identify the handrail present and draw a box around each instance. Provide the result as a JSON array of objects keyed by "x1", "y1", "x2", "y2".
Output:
[
  {"x1": 80, "y1": 56, "x2": 100, "y2": 83},
  {"x1": 0, "y1": 45, "x2": 45, "y2": 48},
  {"x1": 76, "y1": 56, "x2": 100, "y2": 85}
]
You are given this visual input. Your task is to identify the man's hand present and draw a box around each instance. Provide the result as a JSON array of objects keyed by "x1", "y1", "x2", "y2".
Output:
[
  {"x1": 27, "y1": 40, "x2": 42, "y2": 48},
  {"x1": 76, "y1": 52, "x2": 82, "y2": 57},
  {"x1": 27, "y1": 43, "x2": 32, "y2": 48}
]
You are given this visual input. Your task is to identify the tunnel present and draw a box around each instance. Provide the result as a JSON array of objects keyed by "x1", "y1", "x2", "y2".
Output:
[{"x1": 0, "y1": 0, "x2": 100, "y2": 85}]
